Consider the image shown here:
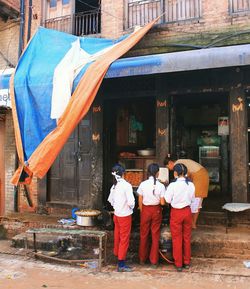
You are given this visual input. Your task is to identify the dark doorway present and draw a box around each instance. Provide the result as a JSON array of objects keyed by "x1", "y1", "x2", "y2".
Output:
[
  {"x1": 103, "y1": 96, "x2": 156, "y2": 206},
  {"x1": 172, "y1": 92, "x2": 230, "y2": 211}
]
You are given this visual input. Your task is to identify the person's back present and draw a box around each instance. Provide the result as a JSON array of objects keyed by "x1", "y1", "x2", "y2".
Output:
[
  {"x1": 175, "y1": 159, "x2": 208, "y2": 198},
  {"x1": 175, "y1": 159, "x2": 203, "y2": 174}
]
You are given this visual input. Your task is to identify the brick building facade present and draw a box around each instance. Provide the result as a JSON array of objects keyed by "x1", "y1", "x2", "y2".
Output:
[{"x1": 1, "y1": 1, "x2": 250, "y2": 216}]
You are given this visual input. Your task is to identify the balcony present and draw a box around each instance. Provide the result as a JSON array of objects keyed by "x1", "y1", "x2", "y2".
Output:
[
  {"x1": 124, "y1": 0, "x2": 202, "y2": 29},
  {"x1": 44, "y1": 10, "x2": 101, "y2": 36},
  {"x1": 229, "y1": 0, "x2": 250, "y2": 14}
]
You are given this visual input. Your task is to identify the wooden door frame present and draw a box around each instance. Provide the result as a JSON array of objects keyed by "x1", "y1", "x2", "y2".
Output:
[{"x1": 0, "y1": 118, "x2": 5, "y2": 215}]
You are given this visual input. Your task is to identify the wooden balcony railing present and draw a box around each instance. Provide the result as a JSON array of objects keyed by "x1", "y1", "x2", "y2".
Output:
[
  {"x1": 229, "y1": 0, "x2": 250, "y2": 14},
  {"x1": 124, "y1": 0, "x2": 202, "y2": 29},
  {"x1": 44, "y1": 10, "x2": 101, "y2": 36}
]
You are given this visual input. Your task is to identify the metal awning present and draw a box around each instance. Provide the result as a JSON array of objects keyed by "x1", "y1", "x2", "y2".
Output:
[
  {"x1": 1, "y1": 44, "x2": 250, "y2": 93},
  {"x1": 106, "y1": 44, "x2": 250, "y2": 78}
]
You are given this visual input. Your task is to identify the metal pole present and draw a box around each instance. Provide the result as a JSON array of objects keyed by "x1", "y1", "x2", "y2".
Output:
[
  {"x1": 18, "y1": 0, "x2": 25, "y2": 57},
  {"x1": 27, "y1": 0, "x2": 32, "y2": 42},
  {"x1": 15, "y1": 0, "x2": 25, "y2": 212}
]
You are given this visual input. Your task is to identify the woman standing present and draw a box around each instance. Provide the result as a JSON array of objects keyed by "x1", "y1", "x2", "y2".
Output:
[
  {"x1": 164, "y1": 163, "x2": 195, "y2": 272},
  {"x1": 137, "y1": 163, "x2": 165, "y2": 267},
  {"x1": 108, "y1": 164, "x2": 135, "y2": 272}
]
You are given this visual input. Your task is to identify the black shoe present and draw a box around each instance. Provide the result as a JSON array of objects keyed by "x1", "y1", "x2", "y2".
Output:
[
  {"x1": 183, "y1": 264, "x2": 190, "y2": 269},
  {"x1": 117, "y1": 265, "x2": 132, "y2": 272}
]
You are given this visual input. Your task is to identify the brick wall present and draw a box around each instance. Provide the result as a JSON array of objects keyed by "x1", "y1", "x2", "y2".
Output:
[
  {"x1": 25, "y1": 1, "x2": 250, "y2": 48},
  {"x1": 3, "y1": 111, "x2": 38, "y2": 214},
  {"x1": 101, "y1": 0, "x2": 250, "y2": 55},
  {"x1": 101, "y1": 0, "x2": 124, "y2": 38},
  {"x1": 0, "y1": 0, "x2": 41, "y2": 215},
  {"x1": 0, "y1": 19, "x2": 19, "y2": 69}
]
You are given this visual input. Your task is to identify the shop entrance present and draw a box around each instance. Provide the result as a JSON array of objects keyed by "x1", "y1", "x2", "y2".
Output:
[
  {"x1": 47, "y1": 112, "x2": 92, "y2": 206},
  {"x1": 103, "y1": 96, "x2": 156, "y2": 205},
  {"x1": 172, "y1": 92, "x2": 230, "y2": 211}
]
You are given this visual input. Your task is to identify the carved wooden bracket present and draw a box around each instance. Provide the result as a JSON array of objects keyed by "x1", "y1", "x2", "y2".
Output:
[
  {"x1": 93, "y1": 106, "x2": 102, "y2": 113},
  {"x1": 158, "y1": 128, "x2": 166, "y2": 136},
  {"x1": 232, "y1": 97, "x2": 243, "y2": 112},
  {"x1": 157, "y1": 100, "x2": 167, "y2": 107},
  {"x1": 92, "y1": 133, "x2": 100, "y2": 142}
]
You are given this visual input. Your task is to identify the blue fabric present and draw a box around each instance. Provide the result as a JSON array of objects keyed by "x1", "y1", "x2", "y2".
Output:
[
  {"x1": 13, "y1": 27, "x2": 129, "y2": 161},
  {"x1": 0, "y1": 73, "x2": 11, "y2": 89}
]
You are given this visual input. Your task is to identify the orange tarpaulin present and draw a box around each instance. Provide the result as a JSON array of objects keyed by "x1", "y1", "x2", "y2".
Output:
[{"x1": 11, "y1": 19, "x2": 159, "y2": 185}]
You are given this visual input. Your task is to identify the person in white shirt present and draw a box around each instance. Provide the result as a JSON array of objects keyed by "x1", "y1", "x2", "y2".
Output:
[
  {"x1": 164, "y1": 156, "x2": 209, "y2": 229},
  {"x1": 137, "y1": 163, "x2": 165, "y2": 267},
  {"x1": 108, "y1": 164, "x2": 135, "y2": 272},
  {"x1": 164, "y1": 163, "x2": 195, "y2": 272}
]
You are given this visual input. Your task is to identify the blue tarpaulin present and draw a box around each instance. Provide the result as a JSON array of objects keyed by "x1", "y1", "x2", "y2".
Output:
[{"x1": 9, "y1": 20, "x2": 158, "y2": 184}]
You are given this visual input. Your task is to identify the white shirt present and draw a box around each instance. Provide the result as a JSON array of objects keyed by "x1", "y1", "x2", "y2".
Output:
[
  {"x1": 108, "y1": 178, "x2": 135, "y2": 217},
  {"x1": 164, "y1": 177, "x2": 195, "y2": 209},
  {"x1": 137, "y1": 176, "x2": 165, "y2": 206}
]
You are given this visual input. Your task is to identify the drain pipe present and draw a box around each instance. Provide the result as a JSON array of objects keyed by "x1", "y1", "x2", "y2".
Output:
[
  {"x1": 18, "y1": 0, "x2": 25, "y2": 57},
  {"x1": 14, "y1": 0, "x2": 25, "y2": 212},
  {"x1": 27, "y1": 0, "x2": 32, "y2": 42}
]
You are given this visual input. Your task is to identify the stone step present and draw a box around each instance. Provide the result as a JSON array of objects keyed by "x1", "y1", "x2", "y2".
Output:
[
  {"x1": 198, "y1": 211, "x2": 227, "y2": 226},
  {"x1": 11, "y1": 225, "x2": 250, "y2": 260}
]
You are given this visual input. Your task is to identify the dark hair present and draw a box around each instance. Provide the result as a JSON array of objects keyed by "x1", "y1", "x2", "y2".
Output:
[
  {"x1": 147, "y1": 163, "x2": 159, "y2": 195},
  {"x1": 111, "y1": 164, "x2": 125, "y2": 186},
  {"x1": 163, "y1": 155, "x2": 176, "y2": 166},
  {"x1": 173, "y1": 163, "x2": 190, "y2": 185}
]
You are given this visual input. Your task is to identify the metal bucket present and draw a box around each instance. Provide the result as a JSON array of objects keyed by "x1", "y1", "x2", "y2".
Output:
[
  {"x1": 76, "y1": 215, "x2": 97, "y2": 226},
  {"x1": 75, "y1": 210, "x2": 101, "y2": 226},
  {"x1": 159, "y1": 226, "x2": 173, "y2": 262}
]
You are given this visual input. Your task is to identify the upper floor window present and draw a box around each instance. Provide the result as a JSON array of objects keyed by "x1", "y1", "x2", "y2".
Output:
[
  {"x1": 124, "y1": 0, "x2": 202, "y2": 30},
  {"x1": 50, "y1": 0, "x2": 57, "y2": 8},
  {"x1": 44, "y1": 0, "x2": 101, "y2": 36},
  {"x1": 229, "y1": 0, "x2": 250, "y2": 14}
]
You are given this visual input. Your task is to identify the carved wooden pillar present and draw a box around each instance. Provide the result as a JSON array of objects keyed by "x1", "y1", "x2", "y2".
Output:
[
  {"x1": 229, "y1": 86, "x2": 249, "y2": 202},
  {"x1": 90, "y1": 98, "x2": 103, "y2": 209},
  {"x1": 155, "y1": 77, "x2": 170, "y2": 166}
]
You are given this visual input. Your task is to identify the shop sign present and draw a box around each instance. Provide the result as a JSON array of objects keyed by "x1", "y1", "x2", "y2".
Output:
[
  {"x1": 0, "y1": 69, "x2": 13, "y2": 108},
  {"x1": 218, "y1": 116, "x2": 229, "y2": 136},
  {"x1": 0, "y1": 88, "x2": 11, "y2": 108}
]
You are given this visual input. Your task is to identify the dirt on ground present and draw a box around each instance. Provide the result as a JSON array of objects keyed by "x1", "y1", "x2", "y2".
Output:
[{"x1": 0, "y1": 252, "x2": 249, "y2": 289}]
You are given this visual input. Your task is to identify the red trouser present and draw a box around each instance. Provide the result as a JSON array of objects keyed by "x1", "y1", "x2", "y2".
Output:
[
  {"x1": 170, "y1": 206, "x2": 192, "y2": 268},
  {"x1": 113, "y1": 214, "x2": 132, "y2": 260},
  {"x1": 139, "y1": 204, "x2": 162, "y2": 265}
]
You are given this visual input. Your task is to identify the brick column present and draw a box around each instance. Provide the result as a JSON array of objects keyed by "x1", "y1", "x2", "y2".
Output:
[{"x1": 101, "y1": 0, "x2": 124, "y2": 38}]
